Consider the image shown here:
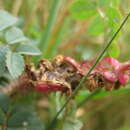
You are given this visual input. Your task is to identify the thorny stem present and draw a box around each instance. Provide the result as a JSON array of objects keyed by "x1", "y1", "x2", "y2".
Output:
[{"x1": 47, "y1": 13, "x2": 130, "y2": 130}]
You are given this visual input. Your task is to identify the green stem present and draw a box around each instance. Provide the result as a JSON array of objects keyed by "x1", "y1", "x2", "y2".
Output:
[
  {"x1": 39, "y1": 0, "x2": 61, "y2": 58},
  {"x1": 47, "y1": 12, "x2": 130, "y2": 130}
]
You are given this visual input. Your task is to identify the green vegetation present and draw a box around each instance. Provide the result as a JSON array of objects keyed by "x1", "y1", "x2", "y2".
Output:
[{"x1": 0, "y1": 0, "x2": 130, "y2": 130}]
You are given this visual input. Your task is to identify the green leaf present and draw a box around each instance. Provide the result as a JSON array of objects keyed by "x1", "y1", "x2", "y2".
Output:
[
  {"x1": 0, "y1": 10, "x2": 18, "y2": 31},
  {"x1": 98, "y1": 0, "x2": 110, "y2": 7},
  {"x1": 62, "y1": 118, "x2": 83, "y2": 130},
  {"x1": 78, "y1": 88, "x2": 130, "y2": 107},
  {"x1": 99, "y1": 0, "x2": 120, "y2": 7},
  {"x1": 5, "y1": 27, "x2": 27, "y2": 44},
  {"x1": 24, "y1": 117, "x2": 44, "y2": 130},
  {"x1": 76, "y1": 90, "x2": 90, "y2": 103},
  {"x1": 8, "y1": 118, "x2": 44, "y2": 130},
  {"x1": 8, "y1": 106, "x2": 44, "y2": 129},
  {"x1": 8, "y1": 109, "x2": 34, "y2": 127},
  {"x1": 0, "y1": 94, "x2": 10, "y2": 113},
  {"x1": 16, "y1": 42, "x2": 41, "y2": 55},
  {"x1": 111, "y1": 0, "x2": 120, "y2": 7},
  {"x1": 69, "y1": 0, "x2": 97, "y2": 20},
  {"x1": 106, "y1": 7, "x2": 121, "y2": 29},
  {"x1": 92, "y1": 88, "x2": 130, "y2": 100},
  {"x1": 105, "y1": 8, "x2": 121, "y2": 37},
  {"x1": 108, "y1": 42, "x2": 120, "y2": 58},
  {"x1": 88, "y1": 16, "x2": 105, "y2": 35},
  {"x1": 6, "y1": 51, "x2": 25, "y2": 78},
  {"x1": 0, "y1": 45, "x2": 10, "y2": 75}
]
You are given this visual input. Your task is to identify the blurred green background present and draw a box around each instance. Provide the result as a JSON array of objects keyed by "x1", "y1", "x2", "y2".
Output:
[{"x1": 0, "y1": 0, "x2": 130, "y2": 130}]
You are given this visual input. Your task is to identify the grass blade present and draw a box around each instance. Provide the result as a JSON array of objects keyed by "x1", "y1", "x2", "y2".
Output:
[{"x1": 39, "y1": 0, "x2": 61, "y2": 57}]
